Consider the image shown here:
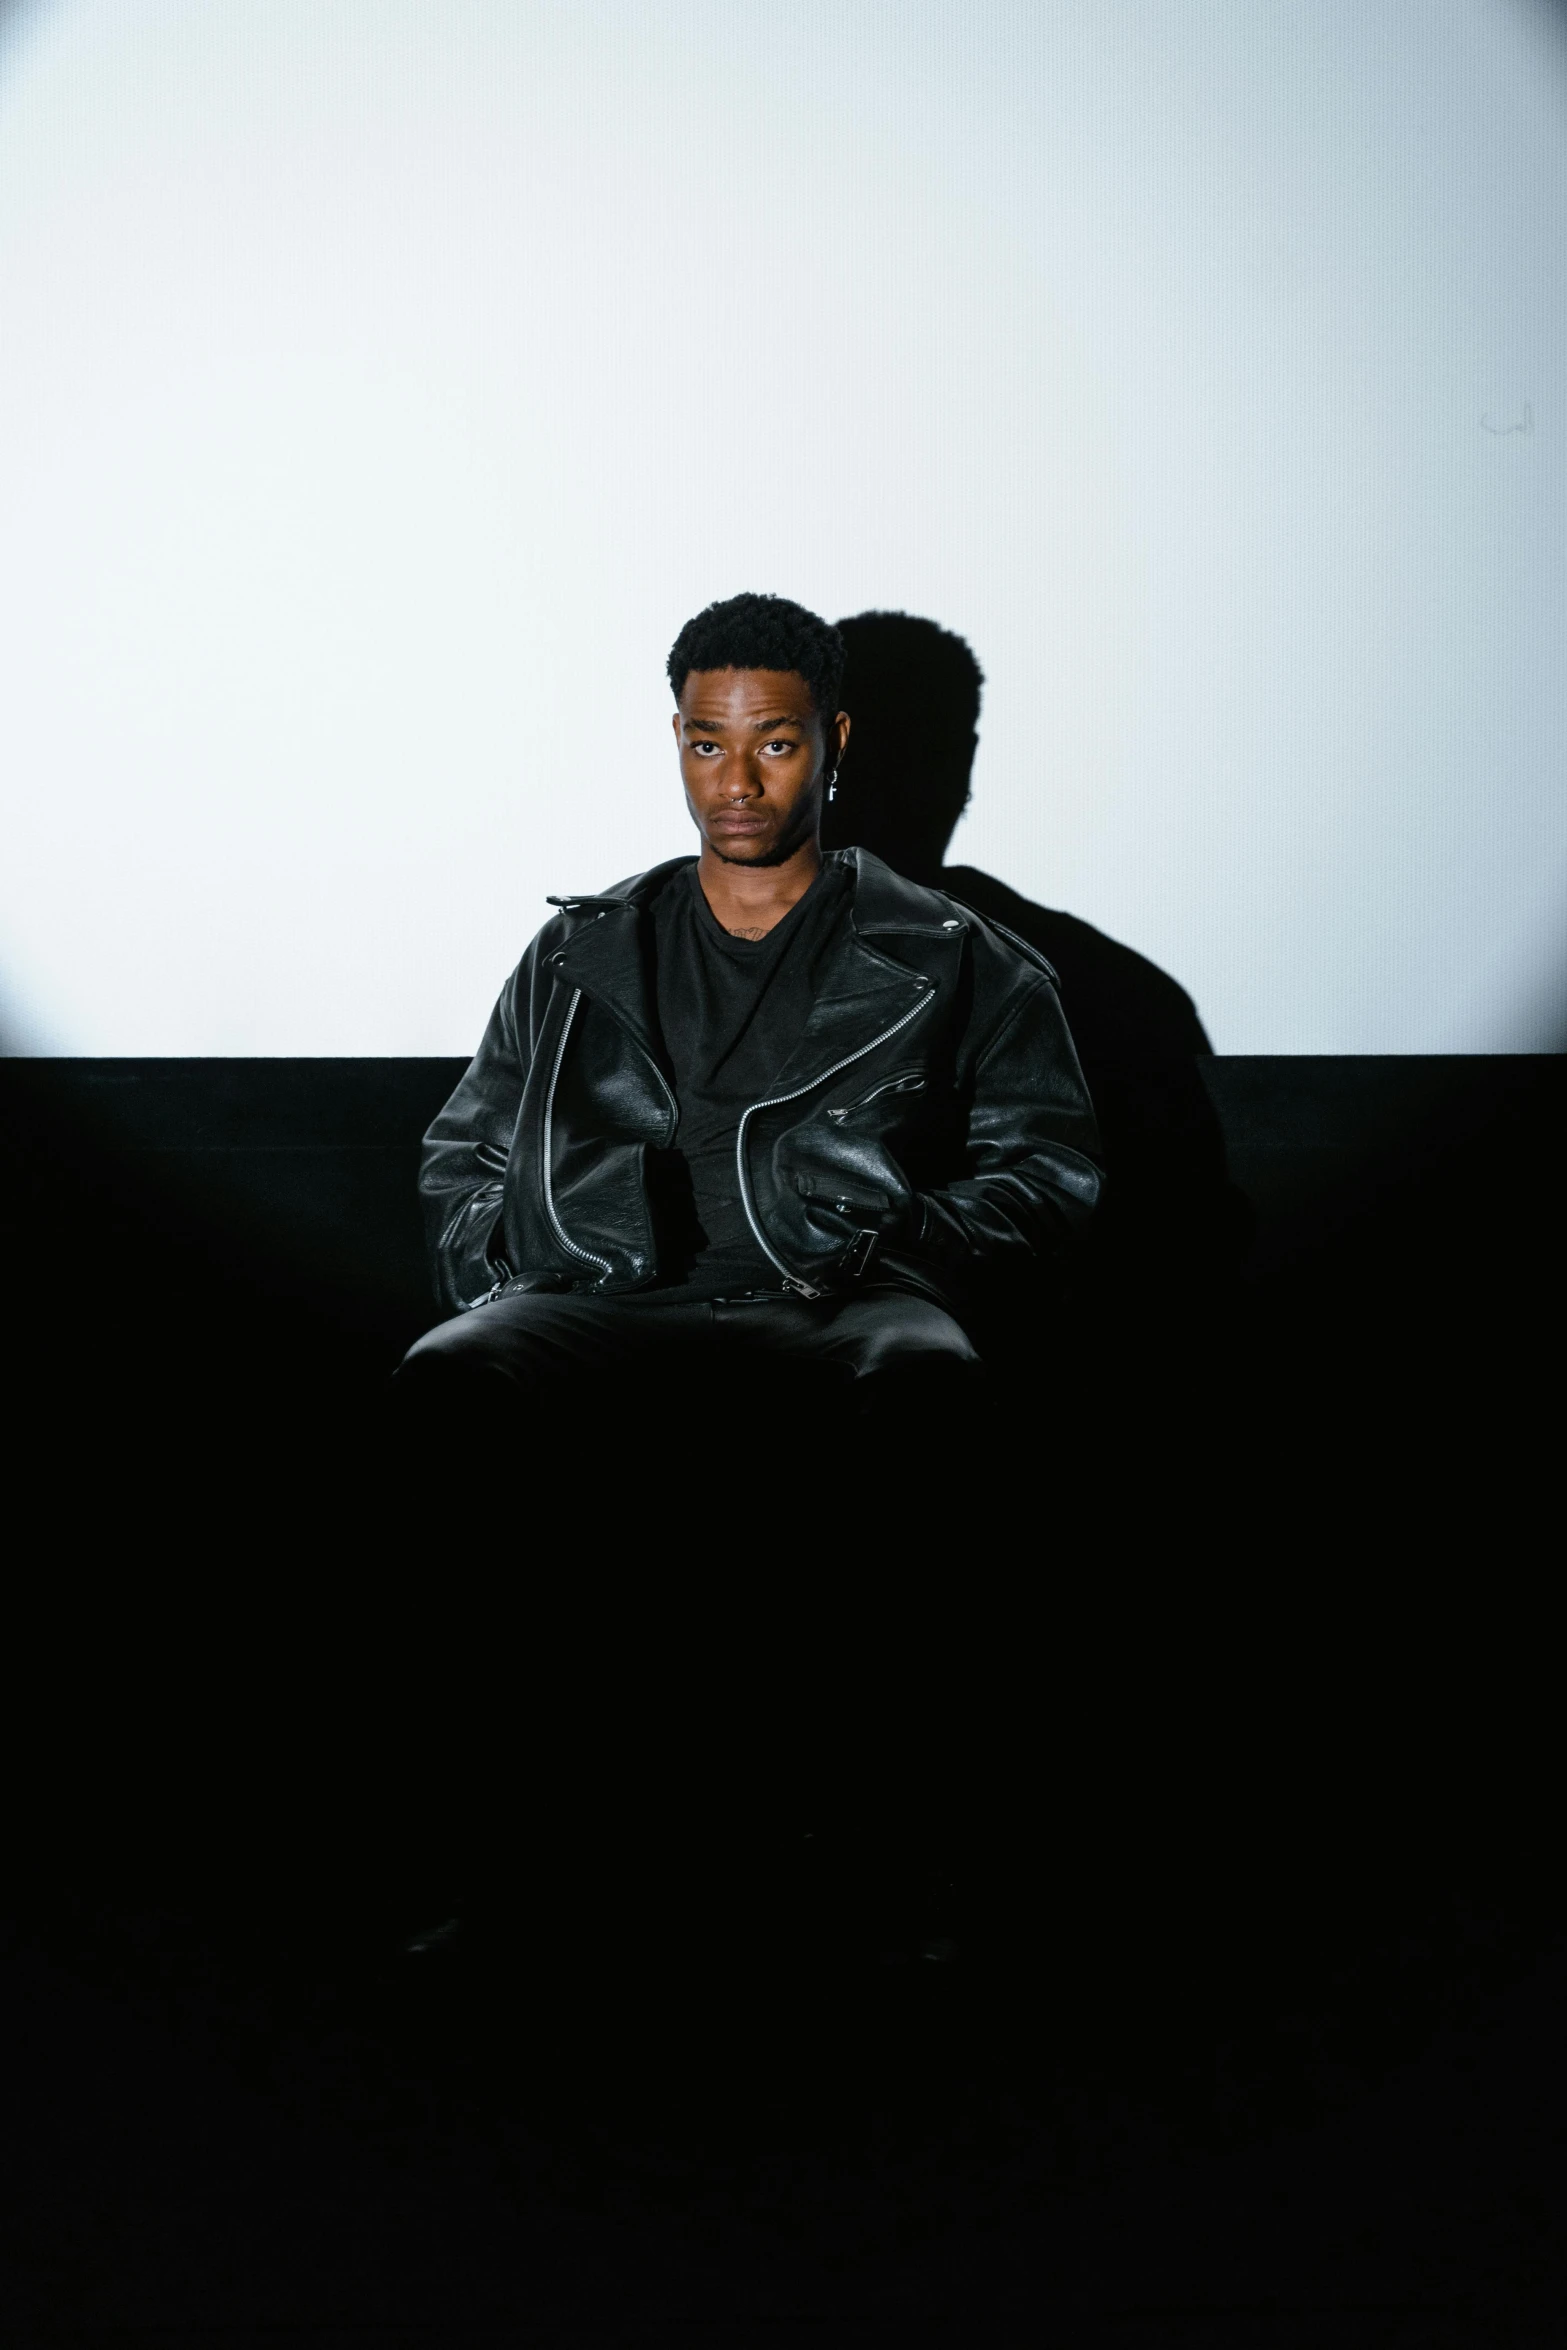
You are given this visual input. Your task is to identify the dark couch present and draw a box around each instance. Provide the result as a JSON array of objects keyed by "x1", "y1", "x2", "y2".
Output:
[{"x1": 4, "y1": 1052, "x2": 1559, "y2": 1345}]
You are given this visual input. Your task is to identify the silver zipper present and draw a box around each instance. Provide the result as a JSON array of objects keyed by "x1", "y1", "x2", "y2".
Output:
[
  {"x1": 734, "y1": 987, "x2": 936, "y2": 1296},
  {"x1": 543, "y1": 989, "x2": 613, "y2": 1279}
]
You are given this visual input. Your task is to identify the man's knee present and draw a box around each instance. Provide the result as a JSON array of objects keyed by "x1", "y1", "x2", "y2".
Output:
[
  {"x1": 832, "y1": 1291, "x2": 982, "y2": 1386},
  {"x1": 397, "y1": 1310, "x2": 525, "y2": 1387},
  {"x1": 394, "y1": 1288, "x2": 686, "y2": 1401}
]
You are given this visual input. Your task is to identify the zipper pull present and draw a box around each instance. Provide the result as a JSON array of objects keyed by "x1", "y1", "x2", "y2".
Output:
[{"x1": 840, "y1": 1229, "x2": 880, "y2": 1282}]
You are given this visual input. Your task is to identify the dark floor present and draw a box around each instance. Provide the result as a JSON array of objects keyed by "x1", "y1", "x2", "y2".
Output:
[
  {"x1": 6, "y1": 1376, "x2": 1560, "y2": 2345},
  {"x1": 2, "y1": 1873, "x2": 1562, "y2": 2344}
]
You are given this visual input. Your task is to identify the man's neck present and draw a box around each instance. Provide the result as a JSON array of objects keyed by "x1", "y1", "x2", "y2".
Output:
[{"x1": 695, "y1": 837, "x2": 824, "y2": 940}]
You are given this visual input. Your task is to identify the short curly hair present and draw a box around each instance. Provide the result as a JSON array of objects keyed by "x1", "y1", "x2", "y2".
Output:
[{"x1": 666, "y1": 592, "x2": 845, "y2": 720}]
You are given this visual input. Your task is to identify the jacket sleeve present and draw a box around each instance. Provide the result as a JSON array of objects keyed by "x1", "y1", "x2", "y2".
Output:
[
  {"x1": 418, "y1": 967, "x2": 530, "y2": 1315},
  {"x1": 900, "y1": 962, "x2": 1103, "y2": 1302}
]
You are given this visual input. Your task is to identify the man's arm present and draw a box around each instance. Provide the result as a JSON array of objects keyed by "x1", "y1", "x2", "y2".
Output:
[
  {"x1": 418, "y1": 974, "x2": 530, "y2": 1315},
  {"x1": 891, "y1": 952, "x2": 1103, "y2": 1305}
]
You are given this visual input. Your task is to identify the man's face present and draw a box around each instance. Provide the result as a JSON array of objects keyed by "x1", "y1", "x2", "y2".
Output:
[{"x1": 674, "y1": 667, "x2": 847, "y2": 866}]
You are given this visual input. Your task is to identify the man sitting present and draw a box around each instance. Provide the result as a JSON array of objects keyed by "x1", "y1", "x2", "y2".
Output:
[{"x1": 399, "y1": 592, "x2": 1100, "y2": 1425}]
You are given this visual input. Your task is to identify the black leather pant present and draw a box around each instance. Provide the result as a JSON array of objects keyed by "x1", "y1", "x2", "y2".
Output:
[
  {"x1": 382, "y1": 1282, "x2": 984, "y2": 1913},
  {"x1": 397, "y1": 1279, "x2": 980, "y2": 1402}
]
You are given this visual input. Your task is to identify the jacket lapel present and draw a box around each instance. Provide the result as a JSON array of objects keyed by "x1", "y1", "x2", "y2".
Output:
[
  {"x1": 548, "y1": 859, "x2": 688, "y2": 1076},
  {"x1": 760, "y1": 853, "x2": 953, "y2": 1098},
  {"x1": 550, "y1": 848, "x2": 959, "y2": 1099}
]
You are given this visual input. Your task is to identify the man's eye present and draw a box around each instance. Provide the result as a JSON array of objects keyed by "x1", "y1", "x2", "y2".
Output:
[
  {"x1": 692, "y1": 741, "x2": 722, "y2": 755},
  {"x1": 764, "y1": 738, "x2": 798, "y2": 754}
]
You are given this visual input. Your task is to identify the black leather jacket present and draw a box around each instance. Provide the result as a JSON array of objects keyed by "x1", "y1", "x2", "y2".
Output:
[{"x1": 421, "y1": 848, "x2": 1101, "y2": 1316}]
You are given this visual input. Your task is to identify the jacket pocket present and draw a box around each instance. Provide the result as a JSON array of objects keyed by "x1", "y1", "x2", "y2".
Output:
[
  {"x1": 825, "y1": 1073, "x2": 926, "y2": 1121},
  {"x1": 794, "y1": 1174, "x2": 893, "y2": 1220}
]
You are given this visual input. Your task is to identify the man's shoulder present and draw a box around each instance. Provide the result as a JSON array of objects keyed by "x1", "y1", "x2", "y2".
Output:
[
  {"x1": 842, "y1": 848, "x2": 1004, "y2": 940},
  {"x1": 543, "y1": 856, "x2": 695, "y2": 918},
  {"x1": 839, "y1": 851, "x2": 1068, "y2": 1003},
  {"x1": 513, "y1": 856, "x2": 694, "y2": 957}
]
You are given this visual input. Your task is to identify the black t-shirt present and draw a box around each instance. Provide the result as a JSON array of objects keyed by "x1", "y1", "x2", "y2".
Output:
[{"x1": 651, "y1": 857, "x2": 853, "y2": 1294}]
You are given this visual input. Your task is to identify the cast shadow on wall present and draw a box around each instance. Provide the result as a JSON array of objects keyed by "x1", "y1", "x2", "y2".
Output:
[{"x1": 821, "y1": 610, "x2": 1248, "y2": 1318}]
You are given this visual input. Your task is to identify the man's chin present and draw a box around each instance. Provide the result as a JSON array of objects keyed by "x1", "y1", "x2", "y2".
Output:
[
  {"x1": 706, "y1": 828, "x2": 811, "y2": 870},
  {"x1": 707, "y1": 834, "x2": 784, "y2": 867}
]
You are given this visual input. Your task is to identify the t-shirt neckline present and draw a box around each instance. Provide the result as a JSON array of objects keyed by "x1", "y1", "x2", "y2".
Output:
[{"x1": 688, "y1": 858, "x2": 835, "y2": 958}]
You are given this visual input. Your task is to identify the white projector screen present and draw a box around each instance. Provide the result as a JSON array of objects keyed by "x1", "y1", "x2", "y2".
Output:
[{"x1": 1, "y1": 0, "x2": 1564, "y2": 1056}]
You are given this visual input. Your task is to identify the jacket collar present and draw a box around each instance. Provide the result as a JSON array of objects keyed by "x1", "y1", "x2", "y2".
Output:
[
  {"x1": 552, "y1": 847, "x2": 958, "y2": 935},
  {"x1": 838, "y1": 846, "x2": 968, "y2": 939},
  {"x1": 546, "y1": 859, "x2": 689, "y2": 1073},
  {"x1": 547, "y1": 847, "x2": 960, "y2": 1075}
]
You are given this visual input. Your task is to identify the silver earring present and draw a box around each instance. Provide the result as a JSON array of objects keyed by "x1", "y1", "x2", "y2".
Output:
[{"x1": 826, "y1": 769, "x2": 838, "y2": 801}]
